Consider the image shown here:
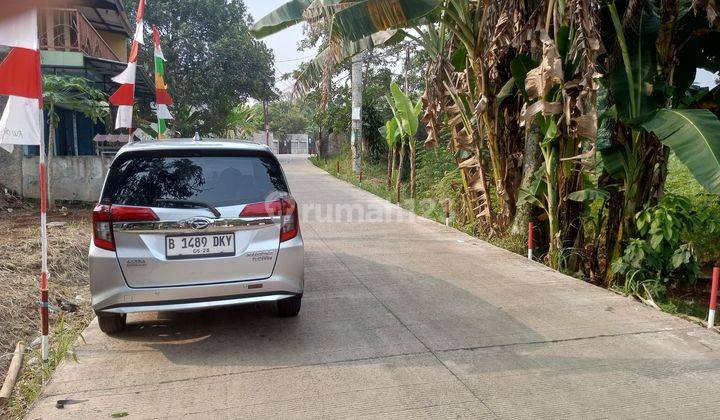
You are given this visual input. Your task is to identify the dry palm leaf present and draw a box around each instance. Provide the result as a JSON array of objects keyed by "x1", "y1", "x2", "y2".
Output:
[{"x1": 524, "y1": 32, "x2": 563, "y2": 100}]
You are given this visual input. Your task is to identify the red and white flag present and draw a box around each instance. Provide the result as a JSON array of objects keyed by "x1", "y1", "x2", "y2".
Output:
[
  {"x1": 0, "y1": 7, "x2": 43, "y2": 151},
  {"x1": 0, "y1": 3, "x2": 50, "y2": 361},
  {"x1": 109, "y1": 0, "x2": 146, "y2": 129}
]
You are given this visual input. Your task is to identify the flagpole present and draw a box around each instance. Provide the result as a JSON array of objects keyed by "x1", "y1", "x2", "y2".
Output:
[
  {"x1": 0, "y1": 6, "x2": 49, "y2": 361},
  {"x1": 38, "y1": 115, "x2": 49, "y2": 362},
  {"x1": 153, "y1": 25, "x2": 172, "y2": 139},
  {"x1": 110, "y1": 0, "x2": 145, "y2": 140}
]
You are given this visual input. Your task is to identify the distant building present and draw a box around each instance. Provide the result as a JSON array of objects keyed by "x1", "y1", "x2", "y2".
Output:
[
  {"x1": 0, "y1": 0, "x2": 153, "y2": 201},
  {"x1": 248, "y1": 132, "x2": 314, "y2": 155},
  {"x1": 250, "y1": 131, "x2": 274, "y2": 150}
]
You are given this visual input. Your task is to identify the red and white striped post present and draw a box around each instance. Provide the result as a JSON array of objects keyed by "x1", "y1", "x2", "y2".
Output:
[
  {"x1": 444, "y1": 199, "x2": 450, "y2": 227},
  {"x1": 709, "y1": 267, "x2": 719, "y2": 329},
  {"x1": 528, "y1": 221, "x2": 534, "y2": 260},
  {"x1": 39, "y1": 140, "x2": 49, "y2": 360}
]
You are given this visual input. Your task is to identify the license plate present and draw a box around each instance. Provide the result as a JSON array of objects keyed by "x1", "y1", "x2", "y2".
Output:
[{"x1": 165, "y1": 233, "x2": 235, "y2": 259}]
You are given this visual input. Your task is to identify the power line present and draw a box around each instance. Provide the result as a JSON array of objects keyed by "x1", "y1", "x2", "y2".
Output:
[{"x1": 275, "y1": 55, "x2": 316, "y2": 63}]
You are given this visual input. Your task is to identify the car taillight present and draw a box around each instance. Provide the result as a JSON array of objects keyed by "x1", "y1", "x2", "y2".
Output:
[
  {"x1": 92, "y1": 205, "x2": 158, "y2": 251},
  {"x1": 239, "y1": 200, "x2": 282, "y2": 217},
  {"x1": 239, "y1": 197, "x2": 299, "y2": 242},
  {"x1": 92, "y1": 204, "x2": 114, "y2": 250},
  {"x1": 110, "y1": 205, "x2": 159, "y2": 222},
  {"x1": 279, "y1": 198, "x2": 298, "y2": 242}
]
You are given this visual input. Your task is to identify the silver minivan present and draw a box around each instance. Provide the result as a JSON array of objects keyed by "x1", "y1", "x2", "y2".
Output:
[{"x1": 89, "y1": 139, "x2": 304, "y2": 334}]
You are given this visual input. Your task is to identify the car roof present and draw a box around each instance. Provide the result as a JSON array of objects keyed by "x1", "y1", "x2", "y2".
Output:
[{"x1": 115, "y1": 139, "x2": 273, "y2": 156}]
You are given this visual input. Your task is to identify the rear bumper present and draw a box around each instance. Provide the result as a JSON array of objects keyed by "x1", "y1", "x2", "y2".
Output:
[
  {"x1": 89, "y1": 236, "x2": 304, "y2": 314},
  {"x1": 99, "y1": 292, "x2": 301, "y2": 314}
]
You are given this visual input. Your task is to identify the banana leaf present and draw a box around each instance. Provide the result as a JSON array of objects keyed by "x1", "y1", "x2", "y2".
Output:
[
  {"x1": 567, "y1": 188, "x2": 610, "y2": 202},
  {"x1": 518, "y1": 167, "x2": 547, "y2": 211},
  {"x1": 389, "y1": 82, "x2": 420, "y2": 138},
  {"x1": 250, "y1": 0, "x2": 314, "y2": 38},
  {"x1": 642, "y1": 109, "x2": 720, "y2": 194},
  {"x1": 380, "y1": 118, "x2": 400, "y2": 147},
  {"x1": 332, "y1": 0, "x2": 438, "y2": 42},
  {"x1": 496, "y1": 78, "x2": 515, "y2": 102}
]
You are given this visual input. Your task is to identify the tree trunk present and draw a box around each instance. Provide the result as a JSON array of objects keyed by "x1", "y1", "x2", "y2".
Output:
[
  {"x1": 391, "y1": 143, "x2": 398, "y2": 181},
  {"x1": 510, "y1": 121, "x2": 541, "y2": 235},
  {"x1": 386, "y1": 146, "x2": 393, "y2": 188},
  {"x1": 543, "y1": 142, "x2": 560, "y2": 269},
  {"x1": 350, "y1": 52, "x2": 364, "y2": 174},
  {"x1": 409, "y1": 143, "x2": 416, "y2": 198},
  {"x1": 395, "y1": 142, "x2": 406, "y2": 203}
]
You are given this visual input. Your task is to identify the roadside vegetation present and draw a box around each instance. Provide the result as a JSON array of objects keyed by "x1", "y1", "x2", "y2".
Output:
[
  {"x1": 312, "y1": 149, "x2": 714, "y2": 322},
  {"x1": 256, "y1": 0, "x2": 720, "y2": 317}
]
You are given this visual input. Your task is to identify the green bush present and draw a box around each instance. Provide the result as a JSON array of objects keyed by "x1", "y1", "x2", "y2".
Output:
[{"x1": 612, "y1": 195, "x2": 704, "y2": 298}]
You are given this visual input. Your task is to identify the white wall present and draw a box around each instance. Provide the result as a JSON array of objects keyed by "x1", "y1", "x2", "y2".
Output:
[{"x1": 22, "y1": 156, "x2": 111, "y2": 202}]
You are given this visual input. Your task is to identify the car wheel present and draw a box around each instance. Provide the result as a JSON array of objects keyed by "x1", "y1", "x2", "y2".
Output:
[
  {"x1": 277, "y1": 295, "x2": 301, "y2": 317},
  {"x1": 96, "y1": 312, "x2": 126, "y2": 334}
]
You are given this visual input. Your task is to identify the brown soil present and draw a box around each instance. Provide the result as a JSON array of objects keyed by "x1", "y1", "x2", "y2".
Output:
[{"x1": 0, "y1": 199, "x2": 93, "y2": 401}]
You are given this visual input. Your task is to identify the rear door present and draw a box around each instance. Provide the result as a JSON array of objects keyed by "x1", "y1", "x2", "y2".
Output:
[{"x1": 102, "y1": 148, "x2": 289, "y2": 288}]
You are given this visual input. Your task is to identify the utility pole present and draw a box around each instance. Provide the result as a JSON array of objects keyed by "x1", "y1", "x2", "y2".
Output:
[
  {"x1": 404, "y1": 44, "x2": 410, "y2": 92},
  {"x1": 263, "y1": 100, "x2": 269, "y2": 147},
  {"x1": 350, "y1": 52, "x2": 364, "y2": 174}
]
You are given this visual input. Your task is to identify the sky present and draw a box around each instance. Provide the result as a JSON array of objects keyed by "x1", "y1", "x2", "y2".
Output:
[
  {"x1": 245, "y1": 0, "x2": 318, "y2": 95},
  {"x1": 244, "y1": 1, "x2": 718, "y2": 92}
]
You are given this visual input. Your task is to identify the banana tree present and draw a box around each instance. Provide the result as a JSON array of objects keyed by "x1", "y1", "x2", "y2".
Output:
[
  {"x1": 512, "y1": 0, "x2": 602, "y2": 269},
  {"x1": 251, "y1": 0, "x2": 438, "y2": 41},
  {"x1": 387, "y1": 82, "x2": 422, "y2": 197},
  {"x1": 251, "y1": 0, "x2": 439, "y2": 100},
  {"x1": 293, "y1": 30, "x2": 405, "y2": 102},
  {"x1": 173, "y1": 104, "x2": 203, "y2": 137},
  {"x1": 224, "y1": 103, "x2": 262, "y2": 139},
  {"x1": 598, "y1": 0, "x2": 720, "y2": 284},
  {"x1": 253, "y1": 1, "x2": 527, "y2": 232},
  {"x1": 379, "y1": 117, "x2": 400, "y2": 188}
]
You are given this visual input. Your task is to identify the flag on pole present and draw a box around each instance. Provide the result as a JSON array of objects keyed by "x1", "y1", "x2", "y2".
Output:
[
  {"x1": 109, "y1": 0, "x2": 146, "y2": 130},
  {"x1": 0, "y1": 6, "x2": 50, "y2": 361},
  {"x1": 152, "y1": 26, "x2": 173, "y2": 138},
  {"x1": 0, "y1": 7, "x2": 43, "y2": 151}
]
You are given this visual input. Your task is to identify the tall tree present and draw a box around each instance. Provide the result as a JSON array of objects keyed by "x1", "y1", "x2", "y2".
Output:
[
  {"x1": 267, "y1": 100, "x2": 312, "y2": 141},
  {"x1": 125, "y1": 0, "x2": 276, "y2": 135}
]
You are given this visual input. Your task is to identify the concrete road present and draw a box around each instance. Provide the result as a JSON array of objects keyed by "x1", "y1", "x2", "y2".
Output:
[{"x1": 29, "y1": 156, "x2": 720, "y2": 419}]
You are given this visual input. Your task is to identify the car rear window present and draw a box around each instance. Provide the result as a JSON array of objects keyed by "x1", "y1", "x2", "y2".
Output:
[{"x1": 102, "y1": 150, "x2": 288, "y2": 207}]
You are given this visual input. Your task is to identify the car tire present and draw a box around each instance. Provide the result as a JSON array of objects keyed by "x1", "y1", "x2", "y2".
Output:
[
  {"x1": 277, "y1": 295, "x2": 301, "y2": 317},
  {"x1": 96, "y1": 312, "x2": 126, "y2": 334}
]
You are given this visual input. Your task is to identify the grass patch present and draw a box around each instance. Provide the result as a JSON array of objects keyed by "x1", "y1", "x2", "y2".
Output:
[
  {"x1": 8, "y1": 316, "x2": 86, "y2": 418},
  {"x1": 658, "y1": 296, "x2": 707, "y2": 321},
  {"x1": 665, "y1": 154, "x2": 706, "y2": 197},
  {"x1": 0, "y1": 203, "x2": 93, "y2": 419}
]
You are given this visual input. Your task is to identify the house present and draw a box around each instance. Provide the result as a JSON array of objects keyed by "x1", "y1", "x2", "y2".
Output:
[{"x1": 0, "y1": 0, "x2": 153, "y2": 201}]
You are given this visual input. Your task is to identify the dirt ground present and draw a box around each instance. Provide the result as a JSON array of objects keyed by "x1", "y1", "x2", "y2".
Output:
[{"x1": 0, "y1": 194, "x2": 93, "y2": 407}]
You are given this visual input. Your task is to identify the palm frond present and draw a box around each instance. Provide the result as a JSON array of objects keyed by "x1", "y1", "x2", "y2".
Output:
[{"x1": 292, "y1": 29, "x2": 405, "y2": 97}]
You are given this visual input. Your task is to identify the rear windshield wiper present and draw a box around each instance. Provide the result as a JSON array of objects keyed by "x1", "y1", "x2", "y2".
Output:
[{"x1": 154, "y1": 199, "x2": 222, "y2": 218}]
